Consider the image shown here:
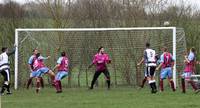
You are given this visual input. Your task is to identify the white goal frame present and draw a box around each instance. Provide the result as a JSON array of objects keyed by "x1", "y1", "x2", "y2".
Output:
[{"x1": 14, "y1": 27, "x2": 177, "y2": 89}]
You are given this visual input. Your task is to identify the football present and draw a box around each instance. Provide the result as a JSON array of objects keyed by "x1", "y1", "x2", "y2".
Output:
[{"x1": 164, "y1": 21, "x2": 170, "y2": 26}]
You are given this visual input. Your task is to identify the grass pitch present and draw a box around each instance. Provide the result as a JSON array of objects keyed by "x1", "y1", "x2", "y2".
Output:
[{"x1": 1, "y1": 87, "x2": 200, "y2": 108}]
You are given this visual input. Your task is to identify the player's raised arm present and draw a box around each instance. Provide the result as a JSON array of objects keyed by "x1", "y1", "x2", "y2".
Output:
[
  {"x1": 6, "y1": 45, "x2": 16, "y2": 56},
  {"x1": 38, "y1": 55, "x2": 50, "y2": 60},
  {"x1": 53, "y1": 56, "x2": 63, "y2": 71}
]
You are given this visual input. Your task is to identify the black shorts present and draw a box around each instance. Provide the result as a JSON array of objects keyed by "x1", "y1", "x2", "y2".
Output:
[
  {"x1": 95, "y1": 69, "x2": 110, "y2": 80},
  {"x1": 146, "y1": 66, "x2": 156, "y2": 77},
  {"x1": 0, "y1": 68, "x2": 10, "y2": 82}
]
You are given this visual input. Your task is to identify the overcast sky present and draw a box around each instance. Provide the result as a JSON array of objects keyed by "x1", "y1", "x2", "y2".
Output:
[{"x1": 0, "y1": 0, "x2": 200, "y2": 8}]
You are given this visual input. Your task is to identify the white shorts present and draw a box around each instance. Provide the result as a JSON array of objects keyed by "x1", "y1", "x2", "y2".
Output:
[{"x1": 182, "y1": 72, "x2": 192, "y2": 80}]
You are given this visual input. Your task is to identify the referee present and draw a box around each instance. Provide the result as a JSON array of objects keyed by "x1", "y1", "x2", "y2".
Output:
[{"x1": 0, "y1": 45, "x2": 15, "y2": 95}]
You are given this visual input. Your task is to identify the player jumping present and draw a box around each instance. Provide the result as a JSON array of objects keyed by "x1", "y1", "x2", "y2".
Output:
[
  {"x1": 88, "y1": 46, "x2": 111, "y2": 90},
  {"x1": 53, "y1": 52, "x2": 69, "y2": 93},
  {"x1": 181, "y1": 47, "x2": 200, "y2": 93},
  {"x1": 137, "y1": 43, "x2": 157, "y2": 93}
]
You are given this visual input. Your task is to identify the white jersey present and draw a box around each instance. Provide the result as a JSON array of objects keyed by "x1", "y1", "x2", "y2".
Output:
[
  {"x1": 0, "y1": 52, "x2": 10, "y2": 70},
  {"x1": 144, "y1": 48, "x2": 157, "y2": 66}
]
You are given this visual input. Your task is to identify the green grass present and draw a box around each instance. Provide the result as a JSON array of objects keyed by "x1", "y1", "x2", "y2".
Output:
[{"x1": 1, "y1": 87, "x2": 200, "y2": 108}]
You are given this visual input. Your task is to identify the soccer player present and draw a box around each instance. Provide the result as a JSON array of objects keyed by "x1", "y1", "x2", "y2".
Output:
[
  {"x1": 27, "y1": 49, "x2": 44, "y2": 89},
  {"x1": 88, "y1": 46, "x2": 111, "y2": 90},
  {"x1": 53, "y1": 51, "x2": 69, "y2": 93},
  {"x1": 138, "y1": 54, "x2": 160, "y2": 88},
  {"x1": 33, "y1": 53, "x2": 55, "y2": 93},
  {"x1": 0, "y1": 45, "x2": 16, "y2": 95},
  {"x1": 137, "y1": 43, "x2": 157, "y2": 93},
  {"x1": 181, "y1": 47, "x2": 200, "y2": 93},
  {"x1": 156, "y1": 46, "x2": 175, "y2": 92}
]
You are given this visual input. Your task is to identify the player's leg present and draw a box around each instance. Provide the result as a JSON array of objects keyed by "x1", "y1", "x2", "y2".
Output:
[
  {"x1": 160, "y1": 69, "x2": 167, "y2": 92},
  {"x1": 5, "y1": 69, "x2": 11, "y2": 94},
  {"x1": 40, "y1": 77, "x2": 44, "y2": 88},
  {"x1": 147, "y1": 66, "x2": 157, "y2": 93},
  {"x1": 146, "y1": 67, "x2": 153, "y2": 93},
  {"x1": 55, "y1": 72, "x2": 61, "y2": 92},
  {"x1": 0, "y1": 70, "x2": 7, "y2": 94},
  {"x1": 181, "y1": 72, "x2": 186, "y2": 93},
  {"x1": 141, "y1": 77, "x2": 147, "y2": 88},
  {"x1": 27, "y1": 72, "x2": 44, "y2": 89},
  {"x1": 167, "y1": 68, "x2": 175, "y2": 92},
  {"x1": 40, "y1": 67, "x2": 55, "y2": 85},
  {"x1": 0, "y1": 69, "x2": 11, "y2": 95},
  {"x1": 103, "y1": 69, "x2": 111, "y2": 89},
  {"x1": 149, "y1": 66, "x2": 157, "y2": 93},
  {"x1": 59, "y1": 72, "x2": 68, "y2": 91},
  {"x1": 90, "y1": 71, "x2": 102, "y2": 89},
  {"x1": 55, "y1": 72, "x2": 68, "y2": 93},
  {"x1": 35, "y1": 77, "x2": 41, "y2": 93},
  {"x1": 26, "y1": 73, "x2": 33, "y2": 89},
  {"x1": 141, "y1": 70, "x2": 147, "y2": 88},
  {"x1": 47, "y1": 69, "x2": 55, "y2": 85}
]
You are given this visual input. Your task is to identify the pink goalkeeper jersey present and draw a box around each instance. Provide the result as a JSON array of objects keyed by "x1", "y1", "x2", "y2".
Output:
[{"x1": 92, "y1": 53, "x2": 111, "y2": 71}]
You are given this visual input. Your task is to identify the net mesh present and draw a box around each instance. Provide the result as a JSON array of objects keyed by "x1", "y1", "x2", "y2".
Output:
[
  {"x1": 16, "y1": 28, "x2": 186, "y2": 88},
  {"x1": 191, "y1": 75, "x2": 200, "y2": 89}
]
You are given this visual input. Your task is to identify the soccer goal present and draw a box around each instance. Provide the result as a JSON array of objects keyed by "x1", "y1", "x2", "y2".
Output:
[{"x1": 14, "y1": 27, "x2": 186, "y2": 89}]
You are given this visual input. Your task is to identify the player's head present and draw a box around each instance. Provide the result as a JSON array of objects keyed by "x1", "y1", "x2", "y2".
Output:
[
  {"x1": 162, "y1": 46, "x2": 168, "y2": 52},
  {"x1": 98, "y1": 46, "x2": 104, "y2": 54},
  {"x1": 36, "y1": 53, "x2": 40, "y2": 58},
  {"x1": 190, "y1": 47, "x2": 196, "y2": 53},
  {"x1": 1, "y1": 47, "x2": 8, "y2": 53},
  {"x1": 146, "y1": 42, "x2": 150, "y2": 48},
  {"x1": 32, "y1": 49, "x2": 39, "y2": 55},
  {"x1": 61, "y1": 51, "x2": 66, "y2": 57}
]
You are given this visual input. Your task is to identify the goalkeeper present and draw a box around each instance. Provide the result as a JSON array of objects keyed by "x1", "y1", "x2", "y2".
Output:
[{"x1": 88, "y1": 46, "x2": 111, "y2": 90}]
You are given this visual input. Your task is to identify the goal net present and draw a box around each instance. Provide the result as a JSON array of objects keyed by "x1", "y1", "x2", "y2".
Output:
[
  {"x1": 14, "y1": 27, "x2": 186, "y2": 89},
  {"x1": 191, "y1": 75, "x2": 200, "y2": 89}
]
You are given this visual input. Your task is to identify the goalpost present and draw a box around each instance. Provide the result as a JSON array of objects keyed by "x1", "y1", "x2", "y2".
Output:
[{"x1": 14, "y1": 27, "x2": 186, "y2": 89}]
